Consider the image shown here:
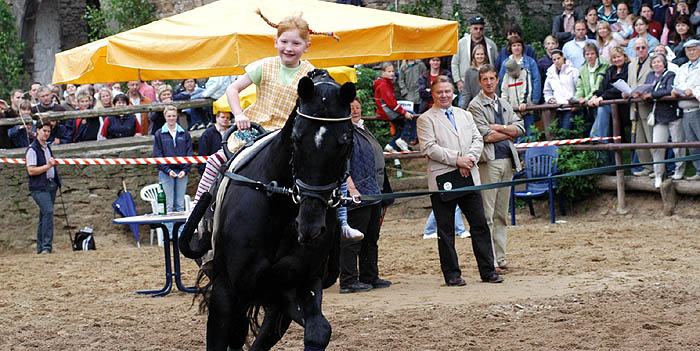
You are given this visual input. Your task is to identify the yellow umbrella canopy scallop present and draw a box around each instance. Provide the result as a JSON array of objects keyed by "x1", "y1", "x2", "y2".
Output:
[{"x1": 52, "y1": 0, "x2": 457, "y2": 84}]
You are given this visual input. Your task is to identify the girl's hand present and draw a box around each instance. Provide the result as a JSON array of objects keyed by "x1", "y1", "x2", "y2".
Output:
[
  {"x1": 234, "y1": 113, "x2": 250, "y2": 130},
  {"x1": 177, "y1": 171, "x2": 185, "y2": 179},
  {"x1": 404, "y1": 111, "x2": 413, "y2": 120},
  {"x1": 169, "y1": 170, "x2": 178, "y2": 178}
]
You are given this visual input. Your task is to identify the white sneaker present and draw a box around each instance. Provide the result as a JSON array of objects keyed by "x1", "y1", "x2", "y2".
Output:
[
  {"x1": 384, "y1": 144, "x2": 397, "y2": 152},
  {"x1": 395, "y1": 138, "x2": 410, "y2": 152},
  {"x1": 632, "y1": 169, "x2": 652, "y2": 176},
  {"x1": 342, "y1": 225, "x2": 364, "y2": 241},
  {"x1": 671, "y1": 172, "x2": 684, "y2": 180},
  {"x1": 457, "y1": 231, "x2": 471, "y2": 238},
  {"x1": 423, "y1": 232, "x2": 438, "y2": 239},
  {"x1": 649, "y1": 172, "x2": 655, "y2": 178},
  {"x1": 687, "y1": 174, "x2": 700, "y2": 181},
  {"x1": 654, "y1": 177, "x2": 662, "y2": 189}
]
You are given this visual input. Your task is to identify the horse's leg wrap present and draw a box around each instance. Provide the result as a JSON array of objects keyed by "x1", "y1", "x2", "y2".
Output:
[{"x1": 301, "y1": 280, "x2": 331, "y2": 350}]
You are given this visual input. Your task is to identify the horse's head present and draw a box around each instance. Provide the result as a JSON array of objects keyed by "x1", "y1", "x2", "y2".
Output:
[{"x1": 291, "y1": 69, "x2": 356, "y2": 244}]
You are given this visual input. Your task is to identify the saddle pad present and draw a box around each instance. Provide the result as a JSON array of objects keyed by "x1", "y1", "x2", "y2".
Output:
[{"x1": 211, "y1": 130, "x2": 280, "y2": 251}]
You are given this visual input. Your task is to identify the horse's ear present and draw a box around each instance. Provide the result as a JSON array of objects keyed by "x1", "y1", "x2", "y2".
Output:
[
  {"x1": 298, "y1": 77, "x2": 314, "y2": 101},
  {"x1": 338, "y1": 82, "x2": 356, "y2": 106}
]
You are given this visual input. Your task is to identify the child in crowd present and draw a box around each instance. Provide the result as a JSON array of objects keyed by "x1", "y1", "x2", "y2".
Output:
[
  {"x1": 501, "y1": 59, "x2": 534, "y2": 138},
  {"x1": 67, "y1": 91, "x2": 103, "y2": 142},
  {"x1": 373, "y1": 62, "x2": 415, "y2": 152}
]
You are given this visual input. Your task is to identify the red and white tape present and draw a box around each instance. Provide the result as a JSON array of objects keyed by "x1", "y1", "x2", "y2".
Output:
[
  {"x1": 0, "y1": 136, "x2": 621, "y2": 165},
  {"x1": 514, "y1": 136, "x2": 621, "y2": 148},
  {"x1": 0, "y1": 156, "x2": 209, "y2": 165},
  {"x1": 383, "y1": 136, "x2": 621, "y2": 155}
]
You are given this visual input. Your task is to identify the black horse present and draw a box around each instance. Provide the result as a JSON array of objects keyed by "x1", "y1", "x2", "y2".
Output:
[{"x1": 181, "y1": 69, "x2": 355, "y2": 351}]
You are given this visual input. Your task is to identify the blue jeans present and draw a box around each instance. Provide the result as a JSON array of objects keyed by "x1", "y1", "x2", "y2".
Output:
[
  {"x1": 557, "y1": 110, "x2": 574, "y2": 131},
  {"x1": 31, "y1": 180, "x2": 58, "y2": 253},
  {"x1": 400, "y1": 118, "x2": 417, "y2": 143},
  {"x1": 387, "y1": 109, "x2": 417, "y2": 148},
  {"x1": 590, "y1": 105, "x2": 611, "y2": 139},
  {"x1": 158, "y1": 171, "x2": 188, "y2": 238},
  {"x1": 424, "y1": 206, "x2": 466, "y2": 235},
  {"x1": 516, "y1": 113, "x2": 535, "y2": 142}
]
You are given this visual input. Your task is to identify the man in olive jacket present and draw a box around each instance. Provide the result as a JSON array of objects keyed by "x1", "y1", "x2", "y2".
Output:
[{"x1": 468, "y1": 65, "x2": 525, "y2": 275}]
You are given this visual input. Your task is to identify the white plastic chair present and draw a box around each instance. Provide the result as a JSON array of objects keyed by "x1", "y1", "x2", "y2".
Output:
[{"x1": 140, "y1": 184, "x2": 192, "y2": 246}]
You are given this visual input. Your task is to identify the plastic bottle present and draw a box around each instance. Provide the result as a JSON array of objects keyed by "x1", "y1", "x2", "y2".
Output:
[
  {"x1": 394, "y1": 159, "x2": 403, "y2": 178},
  {"x1": 157, "y1": 183, "x2": 167, "y2": 215}
]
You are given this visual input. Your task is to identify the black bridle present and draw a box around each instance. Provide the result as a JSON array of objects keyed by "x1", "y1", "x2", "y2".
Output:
[
  {"x1": 224, "y1": 108, "x2": 358, "y2": 208},
  {"x1": 290, "y1": 107, "x2": 353, "y2": 208}
]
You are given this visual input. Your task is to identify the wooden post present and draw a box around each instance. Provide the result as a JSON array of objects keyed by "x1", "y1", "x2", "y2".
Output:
[
  {"x1": 611, "y1": 103, "x2": 627, "y2": 214},
  {"x1": 540, "y1": 109, "x2": 554, "y2": 140}
]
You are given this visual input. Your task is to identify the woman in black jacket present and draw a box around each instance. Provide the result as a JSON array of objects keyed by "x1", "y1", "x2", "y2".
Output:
[
  {"x1": 417, "y1": 56, "x2": 453, "y2": 113},
  {"x1": 589, "y1": 47, "x2": 631, "y2": 141},
  {"x1": 635, "y1": 54, "x2": 686, "y2": 187}
]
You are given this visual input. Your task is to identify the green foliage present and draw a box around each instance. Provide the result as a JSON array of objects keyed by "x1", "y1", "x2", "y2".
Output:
[
  {"x1": 400, "y1": 0, "x2": 442, "y2": 17},
  {"x1": 478, "y1": 0, "x2": 509, "y2": 39},
  {"x1": 84, "y1": 0, "x2": 156, "y2": 41},
  {"x1": 529, "y1": 115, "x2": 604, "y2": 203},
  {"x1": 0, "y1": 0, "x2": 25, "y2": 99},
  {"x1": 478, "y1": 0, "x2": 551, "y2": 54},
  {"x1": 355, "y1": 67, "x2": 379, "y2": 115},
  {"x1": 84, "y1": 5, "x2": 113, "y2": 40}
]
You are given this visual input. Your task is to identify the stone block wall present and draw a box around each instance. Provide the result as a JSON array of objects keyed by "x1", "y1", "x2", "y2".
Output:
[{"x1": 0, "y1": 139, "x2": 202, "y2": 251}]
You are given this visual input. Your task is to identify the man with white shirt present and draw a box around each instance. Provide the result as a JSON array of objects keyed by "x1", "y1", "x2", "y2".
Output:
[
  {"x1": 672, "y1": 39, "x2": 700, "y2": 180},
  {"x1": 562, "y1": 20, "x2": 598, "y2": 69},
  {"x1": 417, "y1": 75, "x2": 502, "y2": 286}
]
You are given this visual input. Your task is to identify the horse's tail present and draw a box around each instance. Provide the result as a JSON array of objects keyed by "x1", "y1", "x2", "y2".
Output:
[
  {"x1": 179, "y1": 192, "x2": 213, "y2": 259},
  {"x1": 247, "y1": 305, "x2": 263, "y2": 337},
  {"x1": 193, "y1": 267, "x2": 212, "y2": 314}
]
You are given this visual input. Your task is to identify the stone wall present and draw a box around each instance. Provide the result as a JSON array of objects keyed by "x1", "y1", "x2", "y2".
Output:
[{"x1": 0, "y1": 137, "x2": 202, "y2": 251}]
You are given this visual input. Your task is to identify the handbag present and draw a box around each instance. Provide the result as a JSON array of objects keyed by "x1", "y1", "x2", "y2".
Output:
[
  {"x1": 647, "y1": 104, "x2": 655, "y2": 126},
  {"x1": 436, "y1": 169, "x2": 474, "y2": 202}
]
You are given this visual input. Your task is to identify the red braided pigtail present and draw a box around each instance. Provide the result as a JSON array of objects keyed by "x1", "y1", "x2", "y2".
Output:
[{"x1": 256, "y1": 9, "x2": 340, "y2": 41}]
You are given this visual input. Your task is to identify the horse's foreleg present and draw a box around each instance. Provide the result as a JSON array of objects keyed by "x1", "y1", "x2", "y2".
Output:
[
  {"x1": 249, "y1": 306, "x2": 292, "y2": 351},
  {"x1": 206, "y1": 276, "x2": 247, "y2": 351},
  {"x1": 300, "y1": 279, "x2": 331, "y2": 351}
]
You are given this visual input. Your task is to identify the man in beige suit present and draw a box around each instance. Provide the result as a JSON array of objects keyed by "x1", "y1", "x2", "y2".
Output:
[
  {"x1": 468, "y1": 65, "x2": 525, "y2": 275},
  {"x1": 417, "y1": 75, "x2": 503, "y2": 286},
  {"x1": 627, "y1": 38, "x2": 654, "y2": 176}
]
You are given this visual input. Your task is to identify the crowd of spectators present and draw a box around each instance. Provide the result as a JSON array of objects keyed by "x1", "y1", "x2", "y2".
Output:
[
  {"x1": 372, "y1": 0, "x2": 700, "y2": 185},
  {"x1": 3, "y1": 1, "x2": 700, "y2": 184},
  {"x1": 0, "y1": 77, "x2": 235, "y2": 150}
]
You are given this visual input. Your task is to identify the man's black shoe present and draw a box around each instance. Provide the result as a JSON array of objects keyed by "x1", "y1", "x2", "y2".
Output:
[
  {"x1": 447, "y1": 277, "x2": 466, "y2": 286},
  {"x1": 339, "y1": 281, "x2": 373, "y2": 294},
  {"x1": 482, "y1": 272, "x2": 504, "y2": 283},
  {"x1": 366, "y1": 278, "x2": 392, "y2": 289}
]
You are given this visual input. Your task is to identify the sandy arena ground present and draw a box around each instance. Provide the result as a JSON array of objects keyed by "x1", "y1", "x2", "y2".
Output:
[{"x1": 1, "y1": 191, "x2": 699, "y2": 350}]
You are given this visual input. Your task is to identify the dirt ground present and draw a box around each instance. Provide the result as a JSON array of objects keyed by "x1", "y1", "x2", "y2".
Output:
[{"x1": 1, "y1": 191, "x2": 699, "y2": 350}]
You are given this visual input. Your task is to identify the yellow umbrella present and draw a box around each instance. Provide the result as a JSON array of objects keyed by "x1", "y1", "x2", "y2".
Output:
[
  {"x1": 52, "y1": 0, "x2": 457, "y2": 84},
  {"x1": 212, "y1": 66, "x2": 357, "y2": 114}
]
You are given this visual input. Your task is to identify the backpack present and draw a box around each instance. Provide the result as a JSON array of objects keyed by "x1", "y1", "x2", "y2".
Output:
[{"x1": 72, "y1": 227, "x2": 96, "y2": 251}]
